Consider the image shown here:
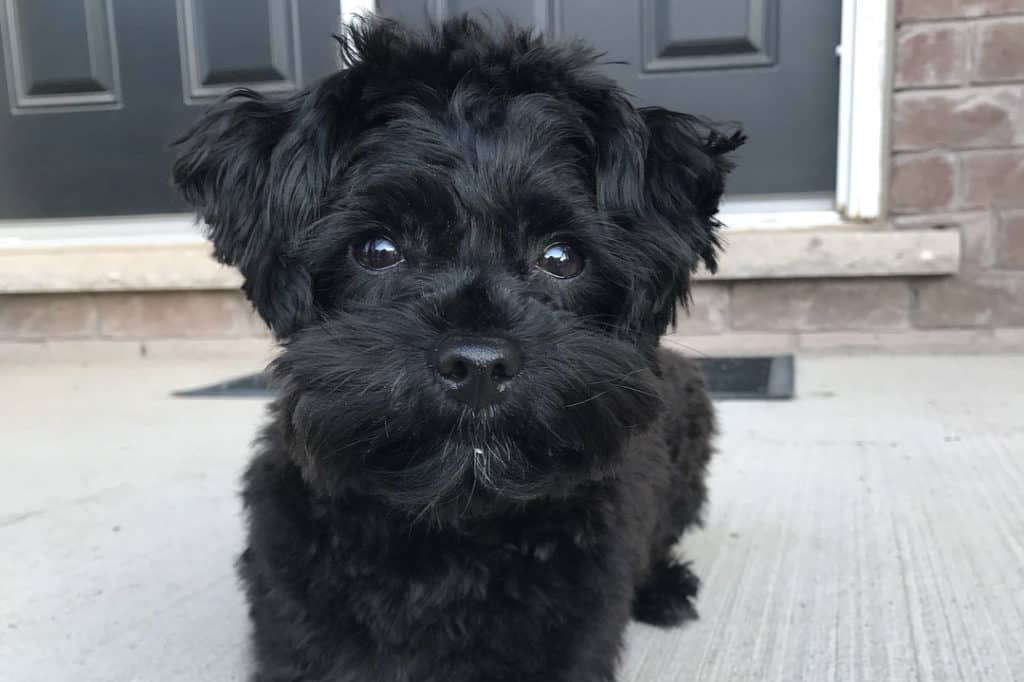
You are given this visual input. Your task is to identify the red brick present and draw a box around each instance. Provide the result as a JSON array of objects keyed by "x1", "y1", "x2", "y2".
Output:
[
  {"x1": 895, "y1": 24, "x2": 966, "y2": 88},
  {"x1": 900, "y1": 0, "x2": 1024, "y2": 20},
  {"x1": 897, "y1": 0, "x2": 959, "y2": 20},
  {"x1": 962, "y1": 150, "x2": 1024, "y2": 208},
  {"x1": 891, "y1": 89, "x2": 1020, "y2": 150},
  {"x1": 953, "y1": 213, "x2": 997, "y2": 271},
  {"x1": 0, "y1": 294, "x2": 98, "y2": 340},
  {"x1": 996, "y1": 209, "x2": 1024, "y2": 268},
  {"x1": 96, "y1": 291, "x2": 263, "y2": 339},
  {"x1": 959, "y1": 0, "x2": 1024, "y2": 17},
  {"x1": 731, "y1": 280, "x2": 912, "y2": 332},
  {"x1": 915, "y1": 273, "x2": 1024, "y2": 327},
  {"x1": 973, "y1": 19, "x2": 1024, "y2": 83},
  {"x1": 891, "y1": 154, "x2": 958, "y2": 213}
]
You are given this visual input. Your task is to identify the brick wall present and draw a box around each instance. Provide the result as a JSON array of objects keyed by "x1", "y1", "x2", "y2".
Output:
[
  {"x1": 891, "y1": 1, "x2": 1024, "y2": 333},
  {"x1": 669, "y1": 1, "x2": 1024, "y2": 353}
]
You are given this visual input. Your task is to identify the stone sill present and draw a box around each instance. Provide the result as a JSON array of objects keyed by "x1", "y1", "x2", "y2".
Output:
[
  {"x1": 0, "y1": 225, "x2": 960, "y2": 294},
  {"x1": 698, "y1": 226, "x2": 960, "y2": 280}
]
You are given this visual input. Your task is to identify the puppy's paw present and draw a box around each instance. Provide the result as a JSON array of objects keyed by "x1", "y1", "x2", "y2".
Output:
[{"x1": 632, "y1": 559, "x2": 700, "y2": 627}]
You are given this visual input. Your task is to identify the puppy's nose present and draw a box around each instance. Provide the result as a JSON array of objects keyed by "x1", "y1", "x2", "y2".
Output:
[{"x1": 434, "y1": 337, "x2": 522, "y2": 409}]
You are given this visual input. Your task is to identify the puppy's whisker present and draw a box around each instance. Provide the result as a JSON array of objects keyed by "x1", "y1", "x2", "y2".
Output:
[
  {"x1": 564, "y1": 390, "x2": 610, "y2": 409},
  {"x1": 338, "y1": 434, "x2": 376, "y2": 454},
  {"x1": 591, "y1": 366, "x2": 657, "y2": 386},
  {"x1": 410, "y1": 501, "x2": 438, "y2": 528},
  {"x1": 461, "y1": 452, "x2": 481, "y2": 518},
  {"x1": 660, "y1": 339, "x2": 713, "y2": 358},
  {"x1": 609, "y1": 383, "x2": 664, "y2": 403},
  {"x1": 388, "y1": 370, "x2": 407, "y2": 401}
]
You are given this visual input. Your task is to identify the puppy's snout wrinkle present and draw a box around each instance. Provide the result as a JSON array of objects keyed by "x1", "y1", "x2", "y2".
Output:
[{"x1": 434, "y1": 336, "x2": 522, "y2": 410}]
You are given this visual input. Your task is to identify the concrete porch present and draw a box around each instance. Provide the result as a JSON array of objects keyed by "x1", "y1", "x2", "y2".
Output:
[{"x1": 1, "y1": 345, "x2": 1022, "y2": 681}]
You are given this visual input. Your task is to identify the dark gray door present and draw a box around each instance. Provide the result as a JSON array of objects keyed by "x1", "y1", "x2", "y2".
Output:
[
  {"x1": 379, "y1": 1, "x2": 842, "y2": 197},
  {"x1": 0, "y1": 0, "x2": 340, "y2": 219}
]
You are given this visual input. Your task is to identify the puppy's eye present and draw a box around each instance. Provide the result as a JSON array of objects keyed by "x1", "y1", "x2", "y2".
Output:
[
  {"x1": 354, "y1": 236, "x2": 403, "y2": 270},
  {"x1": 537, "y1": 244, "x2": 584, "y2": 279}
]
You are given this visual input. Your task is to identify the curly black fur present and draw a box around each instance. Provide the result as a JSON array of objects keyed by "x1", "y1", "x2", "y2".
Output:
[{"x1": 174, "y1": 15, "x2": 741, "y2": 682}]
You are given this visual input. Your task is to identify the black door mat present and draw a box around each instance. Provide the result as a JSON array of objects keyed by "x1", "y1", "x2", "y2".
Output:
[
  {"x1": 174, "y1": 373, "x2": 269, "y2": 398},
  {"x1": 697, "y1": 355, "x2": 794, "y2": 400},
  {"x1": 173, "y1": 355, "x2": 795, "y2": 401}
]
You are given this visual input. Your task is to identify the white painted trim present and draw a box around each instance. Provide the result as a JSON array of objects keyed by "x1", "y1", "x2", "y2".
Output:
[
  {"x1": 719, "y1": 210, "x2": 847, "y2": 232},
  {"x1": 835, "y1": 0, "x2": 856, "y2": 216},
  {"x1": 719, "y1": 194, "x2": 843, "y2": 230},
  {"x1": 721, "y1": 192, "x2": 834, "y2": 214},
  {"x1": 0, "y1": 214, "x2": 203, "y2": 248},
  {"x1": 340, "y1": 0, "x2": 376, "y2": 25},
  {"x1": 835, "y1": 0, "x2": 895, "y2": 221}
]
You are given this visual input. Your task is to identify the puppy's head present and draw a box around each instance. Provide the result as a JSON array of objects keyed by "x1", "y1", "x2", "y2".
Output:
[{"x1": 174, "y1": 17, "x2": 742, "y2": 519}]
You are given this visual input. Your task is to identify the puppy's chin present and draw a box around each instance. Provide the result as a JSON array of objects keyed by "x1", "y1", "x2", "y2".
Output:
[
  {"x1": 272, "y1": 311, "x2": 662, "y2": 521},
  {"x1": 360, "y1": 439, "x2": 555, "y2": 520},
  {"x1": 286, "y1": 396, "x2": 647, "y2": 521}
]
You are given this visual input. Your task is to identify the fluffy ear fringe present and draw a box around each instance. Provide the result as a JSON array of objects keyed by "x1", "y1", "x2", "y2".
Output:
[
  {"x1": 598, "y1": 104, "x2": 743, "y2": 335},
  {"x1": 640, "y1": 108, "x2": 745, "y2": 276},
  {"x1": 172, "y1": 88, "x2": 323, "y2": 337}
]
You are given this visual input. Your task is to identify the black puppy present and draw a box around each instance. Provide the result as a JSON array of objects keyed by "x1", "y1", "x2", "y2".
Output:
[{"x1": 174, "y1": 16, "x2": 742, "y2": 682}]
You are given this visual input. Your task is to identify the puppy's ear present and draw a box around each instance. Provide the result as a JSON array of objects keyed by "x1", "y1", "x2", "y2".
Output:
[
  {"x1": 173, "y1": 88, "x2": 331, "y2": 337},
  {"x1": 638, "y1": 107, "x2": 745, "y2": 274},
  {"x1": 594, "y1": 100, "x2": 743, "y2": 334}
]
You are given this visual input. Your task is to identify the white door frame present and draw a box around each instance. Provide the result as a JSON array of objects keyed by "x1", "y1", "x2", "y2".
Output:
[
  {"x1": 340, "y1": 0, "x2": 376, "y2": 24},
  {"x1": 835, "y1": 0, "x2": 894, "y2": 222}
]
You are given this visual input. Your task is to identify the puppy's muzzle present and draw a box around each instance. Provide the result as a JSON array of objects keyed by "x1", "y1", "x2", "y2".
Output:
[{"x1": 434, "y1": 337, "x2": 522, "y2": 410}]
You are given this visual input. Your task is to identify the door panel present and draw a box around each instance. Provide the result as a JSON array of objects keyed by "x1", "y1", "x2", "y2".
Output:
[
  {"x1": 381, "y1": 0, "x2": 562, "y2": 37},
  {"x1": 378, "y1": 0, "x2": 842, "y2": 197},
  {"x1": 2, "y1": 0, "x2": 120, "y2": 112},
  {"x1": 0, "y1": 0, "x2": 340, "y2": 219},
  {"x1": 643, "y1": 0, "x2": 776, "y2": 71},
  {"x1": 178, "y1": 0, "x2": 302, "y2": 104}
]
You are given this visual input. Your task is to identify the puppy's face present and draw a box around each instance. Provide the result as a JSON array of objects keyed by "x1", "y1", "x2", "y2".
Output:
[{"x1": 174, "y1": 19, "x2": 741, "y2": 518}]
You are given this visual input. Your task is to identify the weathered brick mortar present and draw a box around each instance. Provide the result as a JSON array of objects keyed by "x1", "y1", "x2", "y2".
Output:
[
  {"x1": 898, "y1": 0, "x2": 1024, "y2": 22},
  {"x1": 890, "y1": 3, "x2": 1024, "y2": 351},
  {"x1": 891, "y1": 87, "x2": 1024, "y2": 151}
]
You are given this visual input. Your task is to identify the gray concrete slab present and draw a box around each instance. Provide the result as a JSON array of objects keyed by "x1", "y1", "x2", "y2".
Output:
[{"x1": 1, "y1": 350, "x2": 1023, "y2": 681}]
